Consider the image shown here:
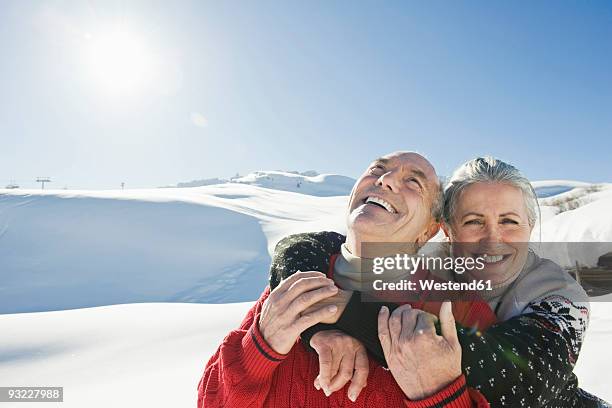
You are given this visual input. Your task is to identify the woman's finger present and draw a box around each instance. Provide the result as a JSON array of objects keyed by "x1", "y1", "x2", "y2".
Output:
[{"x1": 378, "y1": 306, "x2": 392, "y2": 358}]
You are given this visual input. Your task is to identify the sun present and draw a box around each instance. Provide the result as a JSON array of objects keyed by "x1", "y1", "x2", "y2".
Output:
[{"x1": 84, "y1": 28, "x2": 157, "y2": 97}]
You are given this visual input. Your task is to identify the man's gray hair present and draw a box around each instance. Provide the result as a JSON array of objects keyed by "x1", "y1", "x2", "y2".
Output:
[
  {"x1": 442, "y1": 156, "x2": 538, "y2": 227},
  {"x1": 431, "y1": 178, "x2": 444, "y2": 222}
]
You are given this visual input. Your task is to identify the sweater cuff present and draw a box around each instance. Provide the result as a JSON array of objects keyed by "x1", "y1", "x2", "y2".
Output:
[
  {"x1": 404, "y1": 375, "x2": 474, "y2": 408},
  {"x1": 241, "y1": 320, "x2": 288, "y2": 380}
]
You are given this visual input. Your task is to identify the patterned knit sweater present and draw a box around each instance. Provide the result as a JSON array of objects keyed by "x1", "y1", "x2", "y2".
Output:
[{"x1": 268, "y1": 232, "x2": 610, "y2": 408}]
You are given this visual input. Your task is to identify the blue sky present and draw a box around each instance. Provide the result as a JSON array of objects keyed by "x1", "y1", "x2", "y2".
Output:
[{"x1": 1, "y1": 1, "x2": 611, "y2": 189}]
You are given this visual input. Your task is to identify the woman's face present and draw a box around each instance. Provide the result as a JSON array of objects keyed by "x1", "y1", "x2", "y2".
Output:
[{"x1": 447, "y1": 182, "x2": 533, "y2": 285}]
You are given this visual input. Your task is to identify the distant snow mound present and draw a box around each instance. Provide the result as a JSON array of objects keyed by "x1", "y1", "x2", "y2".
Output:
[
  {"x1": 536, "y1": 182, "x2": 609, "y2": 215},
  {"x1": 175, "y1": 178, "x2": 226, "y2": 188},
  {"x1": 173, "y1": 170, "x2": 355, "y2": 196},
  {"x1": 532, "y1": 180, "x2": 592, "y2": 198},
  {"x1": 531, "y1": 181, "x2": 612, "y2": 266},
  {"x1": 230, "y1": 171, "x2": 355, "y2": 197}
]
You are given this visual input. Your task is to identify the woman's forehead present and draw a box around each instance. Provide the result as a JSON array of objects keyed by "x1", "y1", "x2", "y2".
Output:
[{"x1": 458, "y1": 183, "x2": 528, "y2": 213}]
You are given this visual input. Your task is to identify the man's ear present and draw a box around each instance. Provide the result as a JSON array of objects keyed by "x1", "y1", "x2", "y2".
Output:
[
  {"x1": 416, "y1": 221, "x2": 440, "y2": 246},
  {"x1": 441, "y1": 223, "x2": 451, "y2": 239}
]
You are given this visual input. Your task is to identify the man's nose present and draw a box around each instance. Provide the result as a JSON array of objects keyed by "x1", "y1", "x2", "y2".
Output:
[{"x1": 375, "y1": 171, "x2": 401, "y2": 192}]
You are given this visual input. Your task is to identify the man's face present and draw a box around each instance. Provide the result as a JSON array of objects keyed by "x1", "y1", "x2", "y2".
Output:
[{"x1": 347, "y1": 152, "x2": 439, "y2": 244}]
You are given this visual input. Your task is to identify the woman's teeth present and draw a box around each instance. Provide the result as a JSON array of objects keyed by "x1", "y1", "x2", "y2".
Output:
[{"x1": 482, "y1": 254, "x2": 505, "y2": 263}]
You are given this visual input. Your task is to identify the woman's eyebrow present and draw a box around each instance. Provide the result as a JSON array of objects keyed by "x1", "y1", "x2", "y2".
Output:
[
  {"x1": 461, "y1": 212, "x2": 484, "y2": 219},
  {"x1": 499, "y1": 212, "x2": 521, "y2": 217}
]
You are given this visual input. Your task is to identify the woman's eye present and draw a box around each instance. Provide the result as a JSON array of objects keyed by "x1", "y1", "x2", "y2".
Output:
[
  {"x1": 501, "y1": 218, "x2": 519, "y2": 225},
  {"x1": 464, "y1": 219, "x2": 482, "y2": 225}
]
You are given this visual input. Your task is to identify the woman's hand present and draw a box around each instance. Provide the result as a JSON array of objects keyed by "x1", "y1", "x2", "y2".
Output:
[
  {"x1": 378, "y1": 302, "x2": 462, "y2": 401},
  {"x1": 310, "y1": 330, "x2": 369, "y2": 402}
]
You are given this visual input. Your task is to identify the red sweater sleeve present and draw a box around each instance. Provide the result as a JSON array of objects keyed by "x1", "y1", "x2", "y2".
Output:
[
  {"x1": 404, "y1": 375, "x2": 490, "y2": 408},
  {"x1": 197, "y1": 287, "x2": 288, "y2": 408}
]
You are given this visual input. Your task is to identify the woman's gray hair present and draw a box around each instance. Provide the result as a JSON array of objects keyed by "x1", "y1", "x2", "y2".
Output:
[{"x1": 443, "y1": 157, "x2": 539, "y2": 227}]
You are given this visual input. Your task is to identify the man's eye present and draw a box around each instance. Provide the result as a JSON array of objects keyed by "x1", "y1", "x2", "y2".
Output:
[
  {"x1": 406, "y1": 177, "x2": 422, "y2": 189},
  {"x1": 369, "y1": 166, "x2": 384, "y2": 175}
]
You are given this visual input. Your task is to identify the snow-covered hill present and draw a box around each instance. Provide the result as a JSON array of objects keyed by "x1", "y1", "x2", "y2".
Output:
[
  {"x1": 0, "y1": 184, "x2": 347, "y2": 314},
  {"x1": 531, "y1": 181, "x2": 612, "y2": 267},
  {"x1": 173, "y1": 170, "x2": 356, "y2": 197},
  {"x1": 1, "y1": 180, "x2": 611, "y2": 314},
  {"x1": 231, "y1": 171, "x2": 355, "y2": 196},
  {"x1": 532, "y1": 180, "x2": 593, "y2": 198}
]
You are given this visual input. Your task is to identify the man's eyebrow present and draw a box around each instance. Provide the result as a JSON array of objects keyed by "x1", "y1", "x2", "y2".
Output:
[
  {"x1": 371, "y1": 157, "x2": 390, "y2": 166},
  {"x1": 410, "y1": 169, "x2": 427, "y2": 181}
]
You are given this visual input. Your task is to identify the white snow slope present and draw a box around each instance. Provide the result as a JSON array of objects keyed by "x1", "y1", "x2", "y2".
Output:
[
  {"x1": 0, "y1": 179, "x2": 611, "y2": 406},
  {"x1": 0, "y1": 184, "x2": 347, "y2": 314}
]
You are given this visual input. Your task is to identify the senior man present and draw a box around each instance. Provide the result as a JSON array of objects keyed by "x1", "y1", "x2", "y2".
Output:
[{"x1": 197, "y1": 151, "x2": 491, "y2": 407}]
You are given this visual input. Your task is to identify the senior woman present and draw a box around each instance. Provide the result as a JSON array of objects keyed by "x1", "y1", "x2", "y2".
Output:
[
  {"x1": 439, "y1": 157, "x2": 587, "y2": 321},
  {"x1": 268, "y1": 157, "x2": 608, "y2": 407}
]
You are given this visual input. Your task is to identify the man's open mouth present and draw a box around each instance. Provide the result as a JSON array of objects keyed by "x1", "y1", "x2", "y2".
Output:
[{"x1": 364, "y1": 196, "x2": 397, "y2": 214}]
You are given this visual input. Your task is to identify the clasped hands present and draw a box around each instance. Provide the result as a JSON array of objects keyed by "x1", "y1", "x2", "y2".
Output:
[{"x1": 259, "y1": 271, "x2": 461, "y2": 402}]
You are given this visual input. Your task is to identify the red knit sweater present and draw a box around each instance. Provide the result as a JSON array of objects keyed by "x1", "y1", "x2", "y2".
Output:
[{"x1": 197, "y1": 284, "x2": 495, "y2": 408}]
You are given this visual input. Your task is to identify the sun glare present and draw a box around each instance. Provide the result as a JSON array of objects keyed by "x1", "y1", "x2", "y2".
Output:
[{"x1": 84, "y1": 28, "x2": 157, "y2": 97}]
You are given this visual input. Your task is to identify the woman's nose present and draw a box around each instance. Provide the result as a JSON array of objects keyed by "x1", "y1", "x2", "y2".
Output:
[{"x1": 482, "y1": 223, "x2": 503, "y2": 243}]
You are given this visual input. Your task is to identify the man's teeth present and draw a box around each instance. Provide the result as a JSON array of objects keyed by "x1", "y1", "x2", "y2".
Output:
[
  {"x1": 482, "y1": 254, "x2": 504, "y2": 263},
  {"x1": 365, "y1": 196, "x2": 396, "y2": 213}
]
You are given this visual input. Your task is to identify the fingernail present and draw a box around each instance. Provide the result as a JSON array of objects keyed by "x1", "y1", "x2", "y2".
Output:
[
  {"x1": 379, "y1": 306, "x2": 388, "y2": 314},
  {"x1": 327, "y1": 305, "x2": 337, "y2": 313},
  {"x1": 348, "y1": 390, "x2": 357, "y2": 402},
  {"x1": 329, "y1": 285, "x2": 338, "y2": 292},
  {"x1": 314, "y1": 380, "x2": 320, "y2": 390},
  {"x1": 323, "y1": 388, "x2": 331, "y2": 397}
]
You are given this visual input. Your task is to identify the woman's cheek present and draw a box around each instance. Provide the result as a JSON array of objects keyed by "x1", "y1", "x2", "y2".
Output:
[
  {"x1": 457, "y1": 229, "x2": 481, "y2": 243},
  {"x1": 504, "y1": 229, "x2": 531, "y2": 242}
]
